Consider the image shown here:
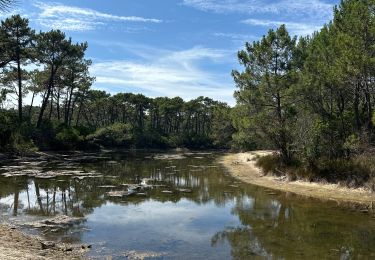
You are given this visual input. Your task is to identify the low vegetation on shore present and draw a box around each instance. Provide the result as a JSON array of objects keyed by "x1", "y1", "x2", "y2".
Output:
[
  {"x1": 256, "y1": 153, "x2": 375, "y2": 192},
  {"x1": 221, "y1": 152, "x2": 375, "y2": 205}
]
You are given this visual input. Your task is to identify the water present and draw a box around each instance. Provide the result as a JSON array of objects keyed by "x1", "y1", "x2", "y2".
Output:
[{"x1": 0, "y1": 151, "x2": 375, "y2": 259}]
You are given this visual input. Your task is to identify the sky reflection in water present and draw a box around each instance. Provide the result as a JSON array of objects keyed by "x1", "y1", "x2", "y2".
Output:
[{"x1": 0, "y1": 151, "x2": 375, "y2": 259}]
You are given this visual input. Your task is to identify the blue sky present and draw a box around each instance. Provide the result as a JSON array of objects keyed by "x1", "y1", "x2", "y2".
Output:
[{"x1": 4, "y1": 0, "x2": 338, "y2": 105}]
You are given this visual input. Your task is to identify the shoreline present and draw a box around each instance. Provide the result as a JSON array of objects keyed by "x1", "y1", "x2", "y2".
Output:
[
  {"x1": 0, "y1": 224, "x2": 87, "y2": 260},
  {"x1": 220, "y1": 151, "x2": 375, "y2": 206}
]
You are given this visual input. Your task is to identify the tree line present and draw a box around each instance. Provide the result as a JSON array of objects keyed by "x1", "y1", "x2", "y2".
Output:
[
  {"x1": 2, "y1": 0, "x2": 375, "y2": 176},
  {"x1": 0, "y1": 15, "x2": 233, "y2": 151},
  {"x1": 233, "y1": 0, "x2": 375, "y2": 188}
]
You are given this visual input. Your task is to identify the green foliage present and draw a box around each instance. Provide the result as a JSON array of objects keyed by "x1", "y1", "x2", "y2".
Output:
[
  {"x1": 0, "y1": 15, "x2": 235, "y2": 152},
  {"x1": 0, "y1": 110, "x2": 16, "y2": 149},
  {"x1": 256, "y1": 154, "x2": 372, "y2": 189},
  {"x1": 232, "y1": 25, "x2": 298, "y2": 163},
  {"x1": 343, "y1": 134, "x2": 361, "y2": 155},
  {"x1": 7, "y1": 132, "x2": 37, "y2": 156},
  {"x1": 256, "y1": 155, "x2": 283, "y2": 175},
  {"x1": 87, "y1": 123, "x2": 133, "y2": 147},
  {"x1": 55, "y1": 126, "x2": 82, "y2": 150},
  {"x1": 232, "y1": 0, "x2": 375, "y2": 190},
  {"x1": 210, "y1": 103, "x2": 235, "y2": 148},
  {"x1": 0, "y1": 110, "x2": 37, "y2": 155},
  {"x1": 28, "y1": 120, "x2": 89, "y2": 151},
  {"x1": 1, "y1": 15, "x2": 35, "y2": 122},
  {"x1": 231, "y1": 131, "x2": 258, "y2": 151},
  {"x1": 233, "y1": 0, "x2": 375, "y2": 177}
]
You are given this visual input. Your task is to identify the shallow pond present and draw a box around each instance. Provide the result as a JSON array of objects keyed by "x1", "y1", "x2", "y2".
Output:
[{"x1": 0, "y1": 151, "x2": 375, "y2": 259}]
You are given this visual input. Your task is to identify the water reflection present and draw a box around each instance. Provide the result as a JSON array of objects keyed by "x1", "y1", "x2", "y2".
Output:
[{"x1": 0, "y1": 151, "x2": 374, "y2": 259}]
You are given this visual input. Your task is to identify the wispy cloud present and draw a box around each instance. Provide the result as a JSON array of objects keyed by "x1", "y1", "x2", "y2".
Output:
[
  {"x1": 33, "y1": 1, "x2": 162, "y2": 31},
  {"x1": 242, "y1": 18, "x2": 322, "y2": 36},
  {"x1": 90, "y1": 46, "x2": 235, "y2": 104},
  {"x1": 0, "y1": 8, "x2": 27, "y2": 20},
  {"x1": 183, "y1": 0, "x2": 333, "y2": 20},
  {"x1": 213, "y1": 32, "x2": 257, "y2": 41}
]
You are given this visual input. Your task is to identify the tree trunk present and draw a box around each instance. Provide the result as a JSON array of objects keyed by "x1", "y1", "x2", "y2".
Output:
[
  {"x1": 37, "y1": 67, "x2": 56, "y2": 128},
  {"x1": 28, "y1": 91, "x2": 35, "y2": 120},
  {"x1": 354, "y1": 82, "x2": 361, "y2": 131},
  {"x1": 56, "y1": 87, "x2": 61, "y2": 122},
  {"x1": 13, "y1": 189, "x2": 19, "y2": 216},
  {"x1": 364, "y1": 81, "x2": 372, "y2": 132},
  {"x1": 16, "y1": 54, "x2": 22, "y2": 123},
  {"x1": 65, "y1": 83, "x2": 74, "y2": 124}
]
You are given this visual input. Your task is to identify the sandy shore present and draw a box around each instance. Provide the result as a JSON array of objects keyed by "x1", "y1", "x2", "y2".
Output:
[
  {"x1": 220, "y1": 151, "x2": 375, "y2": 206},
  {"x1": 0, "y1": 224, "x2": 86, "y2": 260}
]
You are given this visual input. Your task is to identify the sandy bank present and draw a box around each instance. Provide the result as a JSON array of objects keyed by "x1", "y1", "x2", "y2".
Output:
[
  {"x1": 0, "y1": 224, "x2": 86, "y2": 260},
  {"x1": 220, "y1": 151, "x2": 375, "y2": 205}
]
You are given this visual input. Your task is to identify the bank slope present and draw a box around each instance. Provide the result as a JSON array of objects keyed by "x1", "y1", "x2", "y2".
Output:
[{"x1": 220, "y1": 151, "x2": 375, "y2": 206}]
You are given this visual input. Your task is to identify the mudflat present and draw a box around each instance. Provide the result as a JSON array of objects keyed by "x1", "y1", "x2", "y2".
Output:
[{"x1": 0, "y1": 224, "x2": 86, "y2": 260}]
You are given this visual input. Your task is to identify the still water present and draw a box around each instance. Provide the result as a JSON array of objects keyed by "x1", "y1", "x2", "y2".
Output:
[{"x1": 0, "y1": 151, "x2": 374, "y2": 259}]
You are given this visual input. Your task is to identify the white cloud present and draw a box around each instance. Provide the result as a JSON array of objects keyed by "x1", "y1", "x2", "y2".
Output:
[
  {"x1": 213, "y1": 32, "x2": 257, "y2": 41},
  {"x1": 33, "y1": 1, "x2": 162, "y2": 31},
  {"x1": 90, "y1": 46, "x2": 235, "y2": 104},
  {"x1": 242, "y1": 18, "x2": 323, "y2": 36},
  {"x1": 183, "y1": 0, "x2": 333, "y2": 20}
]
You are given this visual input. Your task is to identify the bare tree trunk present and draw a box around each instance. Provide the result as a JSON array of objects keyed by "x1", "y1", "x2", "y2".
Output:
[
  {"x1": 354, "y1": 82, "x2": 361, "y2": 131},
  {"x1": 28, "y1": 91, "x2": 35, "y2": 120},
  {"x1": 56, "y1": 87, "x2": 61, "y2": 122},
  {"x1": 13, "y1": 189, "x2": 19, "y2": 216},
  {"x1": 17, "y1": 53, "x2": 23, "y2": 123},
  {"x1": 37, "y1": 67, "x2": 56, "y2": 128}
]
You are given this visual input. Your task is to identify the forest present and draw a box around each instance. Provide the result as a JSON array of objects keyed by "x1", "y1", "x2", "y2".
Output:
[
  {"x1": 1, "y1": 0, "x2": 375, "y2": 188},
  {"x1": 0, "y1": 14, "x2": 234, "y2": 151},
  {"x1": 233, "y1": 0, "x2": 375, "y2": 189}
]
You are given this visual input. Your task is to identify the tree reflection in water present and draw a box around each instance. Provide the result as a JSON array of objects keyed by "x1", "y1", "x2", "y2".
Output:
[{"x1": 0, "y1": 151, "x2": 374, "y2": 258}]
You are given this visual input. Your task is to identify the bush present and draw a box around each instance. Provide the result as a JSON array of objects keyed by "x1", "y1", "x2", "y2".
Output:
[
  {"x1": 31, "y1": 120, "x2": 88, "y2": 151},
  {"x1": 134, "y1": 130, "x2": 169, "y2": 148},
  {"x1": 55, "y1": 126, "x2": 83, "y2": 150},
  {"x1": 32, "y1": 119, "x2": 58, "y2": 150},
  {"x1": 86, "y1": 123, "x2": 133, "y2": 147},
  {"x1": 182, "y1": 133, "x2": 212, "y2": 149},
  {"x1": 231, "y1": 132, "x2": 258, "y2": 151},
  {"x1": 0, "y1": 110, "x2": 18, "y2": 150},
  {"x1": 256, "y1": 153, "x2": 372, "y2": 189},
  {"x1": 5, "y1": 130, "x2": 37, "y2": 156},
  {"x1": 256, "y1": 154, "x2": 284, "y2": 175},
  {"x1": 0, "y1": 110, "x2": 38, "y2": 154}
]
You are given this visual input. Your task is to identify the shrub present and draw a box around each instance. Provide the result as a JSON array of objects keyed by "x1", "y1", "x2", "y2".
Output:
[
  {"x1": 55, "y1": 126, "x2": 83, "y2": 150},
  {"x1": 6, "y1": 131, "x2": 37, "y2": 156},
  {"x1": 31, "y1": 121, "x2": 87, "y2": 151},
  {"x1": 182, "y1": 133, "x2": 212, "y2": 149},
  {"x1": 31, "y1": 119, "x2": 58, "y2": 150},
  {"x1": 87, "y1": 123, "x2": 133, "y2": 147},
  {"x1": 256, "y1": 154, "x2": 283, "y2": 175},
  {"x1": 231, "y1": 132, "x2": 258, "y2": 151},
  {"x1": 256, "y1": 153, "x2": 372, "y2": 189},
  {"x1": 0, "y1": 110, "x2": 18, "y2": 150}
]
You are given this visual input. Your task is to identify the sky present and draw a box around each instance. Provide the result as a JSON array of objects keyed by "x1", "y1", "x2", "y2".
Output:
[{"x1": 3, "y1": 0, "x2": 339, "y2": 105}]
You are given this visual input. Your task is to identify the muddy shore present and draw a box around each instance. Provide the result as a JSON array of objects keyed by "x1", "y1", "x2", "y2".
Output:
[
  {"x1": 0, "y1": 224, "x2": 86, "y2": 260},
  {"x1": 220, "y1": 151, "x2": 375, "y2": 206}
]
